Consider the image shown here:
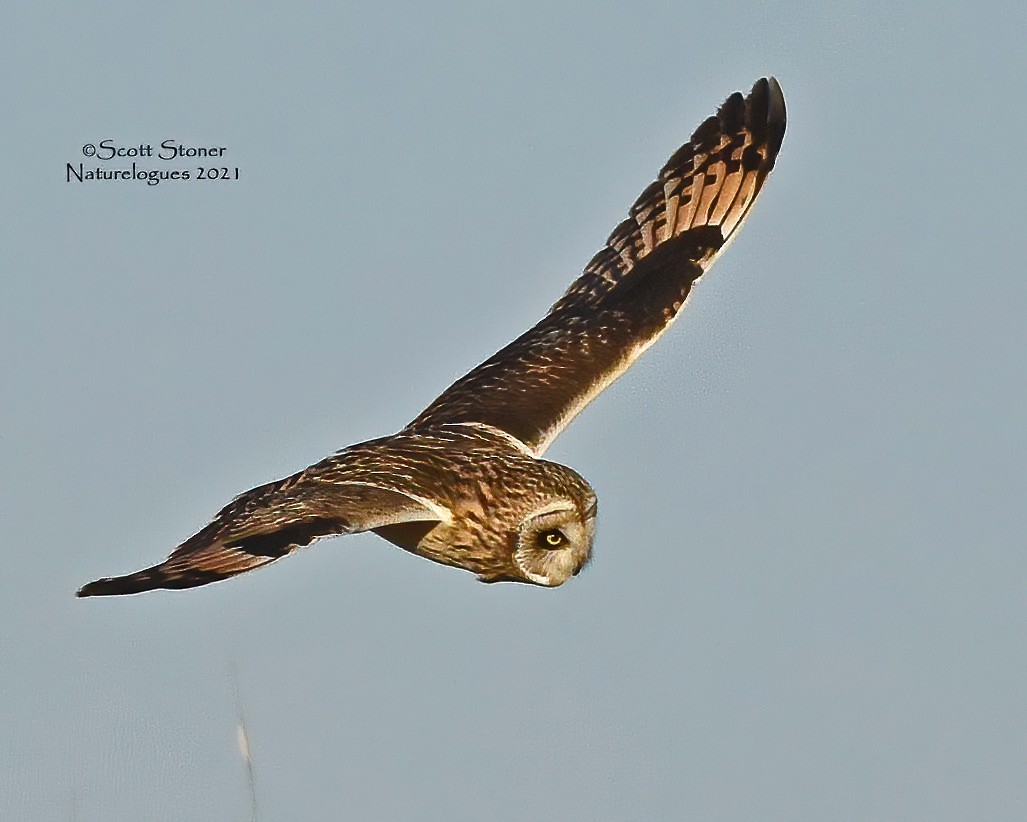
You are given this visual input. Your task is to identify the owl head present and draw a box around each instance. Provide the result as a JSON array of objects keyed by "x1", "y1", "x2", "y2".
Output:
[
  {"x1": 398, "y1": 451, "x2": 599, "y2": 587},
  {"x1": 510, "y1": 495, "x2": 597, "y2": 586}
]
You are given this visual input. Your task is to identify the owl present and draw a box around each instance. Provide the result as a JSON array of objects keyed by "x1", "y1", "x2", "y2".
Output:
[{"x1": 78, "y1": 77, "x2": 786, "y2": 597}]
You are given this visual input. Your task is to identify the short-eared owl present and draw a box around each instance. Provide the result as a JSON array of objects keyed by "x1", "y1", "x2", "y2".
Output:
[{"x1": 78, "y1": 77, "x2": 786, "y2": 597}]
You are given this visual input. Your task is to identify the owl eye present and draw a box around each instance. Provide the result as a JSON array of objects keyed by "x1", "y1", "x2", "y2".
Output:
[{"x1": 538, "y1": 529, "x2": 567, "y2": 549}]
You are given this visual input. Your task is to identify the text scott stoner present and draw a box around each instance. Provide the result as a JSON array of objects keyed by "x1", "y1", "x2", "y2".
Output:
[{"x1": 90, "y1": 140, "x2": 226, "y2": 160}]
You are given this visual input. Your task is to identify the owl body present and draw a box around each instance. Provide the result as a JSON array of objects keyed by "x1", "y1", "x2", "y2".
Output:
[
  {"x1": 78, "y1": 78, "x2": 785, "y2": 598},
  {"x1": 308, "y1": 425, "x2": 597, "y2": 584}
]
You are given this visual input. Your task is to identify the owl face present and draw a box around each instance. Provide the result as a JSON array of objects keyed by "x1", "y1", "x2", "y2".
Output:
[{"x1": 512, "y1": 497, "x2": 597, "y2": 586}]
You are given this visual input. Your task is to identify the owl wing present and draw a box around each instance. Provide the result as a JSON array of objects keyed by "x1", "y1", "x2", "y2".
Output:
[
  {"x1": 77, "y1": 475, "x2": 442, "y2": 596},
  {"x1": 408, "y1": 77, "x2": 785, "y2": 456}
]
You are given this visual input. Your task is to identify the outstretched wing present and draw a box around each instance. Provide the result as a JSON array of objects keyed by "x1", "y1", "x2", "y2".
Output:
[
  {"x1": 408, "y1": 77, "x2": 786, "y2": 455},
  {"x1": 77, "y1": 475, "x2": 441, "y2": 597}
]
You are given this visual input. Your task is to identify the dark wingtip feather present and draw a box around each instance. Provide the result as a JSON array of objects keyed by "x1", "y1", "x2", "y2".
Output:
[
  {"x1": 77, "y1": 572, "x2": 156, "y2": 598},
  {"x1": 76, "y1": 565, "x2": 223, "y2": 597},
  {"x1": 762, "y1": 76, "x2": 787, "y2": 160}
]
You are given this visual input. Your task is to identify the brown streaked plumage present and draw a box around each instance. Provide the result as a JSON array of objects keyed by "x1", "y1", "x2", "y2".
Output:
[{"x1": 78, "y1": 77, "x2": 786, "y2": 598}]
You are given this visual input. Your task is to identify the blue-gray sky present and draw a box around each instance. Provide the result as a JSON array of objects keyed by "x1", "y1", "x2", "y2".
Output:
[{"x1": 3, "y1": 2, "x2": 1026, "y2": 820}]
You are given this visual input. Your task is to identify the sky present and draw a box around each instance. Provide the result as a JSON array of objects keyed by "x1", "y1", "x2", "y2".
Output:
[{"x1": 2, "y1": 2, "x2": 1026, "y2": 820}]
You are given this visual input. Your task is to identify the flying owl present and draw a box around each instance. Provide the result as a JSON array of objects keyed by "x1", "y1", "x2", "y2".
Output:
[{"x1": 78, "y1": 77, "x2": 786, "y2": 597}]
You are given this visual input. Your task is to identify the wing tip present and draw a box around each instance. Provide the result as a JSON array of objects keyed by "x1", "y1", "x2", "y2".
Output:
[
  {"x1": 76, "y1": 567, "x2": 165, "y2": 597},
  {"x1": 76, "y1": 564, "x2": 215, "y2": 597},
  {"x1": 760, "y1": 76, "x2": 787, "y2": 159},
  {"x1": 77, "y1": 575, "x2": 145, "y2": 598}
]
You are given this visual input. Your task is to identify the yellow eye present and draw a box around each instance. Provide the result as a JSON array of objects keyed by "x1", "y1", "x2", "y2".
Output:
[{"x1": 540, "y1": 529, "x2": 566, "y2": 548}]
